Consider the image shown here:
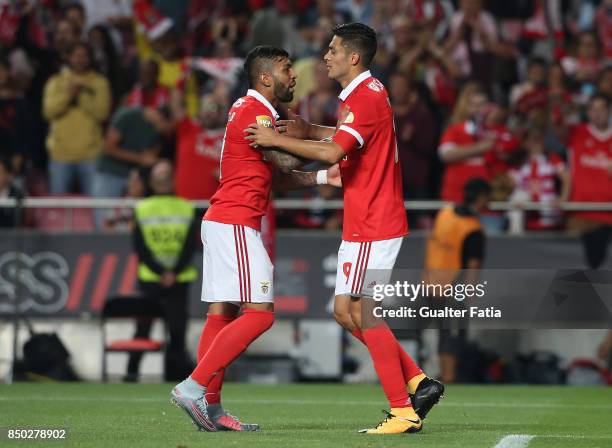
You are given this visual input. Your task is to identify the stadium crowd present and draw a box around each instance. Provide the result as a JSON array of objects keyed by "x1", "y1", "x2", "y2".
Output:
[{"x1": 0, "y1": 0, "x2": 611, "y2": 233}]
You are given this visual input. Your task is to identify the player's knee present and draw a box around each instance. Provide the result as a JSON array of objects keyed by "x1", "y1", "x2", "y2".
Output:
[
  {"x1": 243, "y1": 308, "x2": 275, "y2": 332},
  {"x1": 333, "y1": 310, "x2": 354, "y2": 332},
  {"x1": 350, "y1": 307, "x2": 362, "y2": 329}
]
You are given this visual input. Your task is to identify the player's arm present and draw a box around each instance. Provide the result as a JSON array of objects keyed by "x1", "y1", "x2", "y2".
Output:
[
  {"x1": 276, "y1": 109, "x2": 335, "y2": 140},
  {"x1": 557, "y1": 165, "x2": 571, "y2": 203},
  {"x1": 273, "y1": 170, "x2": 317, "y2": 190},
  {"x1": 133, "y1": 222, "x2": 166, "y2": 275},
  {"x1": 273, "y1": 164, "x2": 341, "y2": 190},
  {"x1": 261, "y1": 148, "x2": 308, "y2": 174},
  {"x1": 245, "y1": 125, "x2": 345, "y2": 164},
  {"x1": 462, "y1": 230, "x2": 485, "y2": 285},
  {"x1": 439, "y1": 138, "x2": 495, "y2": 163}
]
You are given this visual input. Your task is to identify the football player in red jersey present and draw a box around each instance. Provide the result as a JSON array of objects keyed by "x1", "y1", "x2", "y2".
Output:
[
  {"x1": 246, "y1": 23, "x2": 443, "y2": 434},
  {"x1": 170, "y1": 46, "x2": 327, "y2": 432}
]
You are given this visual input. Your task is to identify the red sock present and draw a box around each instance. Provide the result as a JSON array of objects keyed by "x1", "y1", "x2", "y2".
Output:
[
  {"x1": 191, "y1": 309, "x2": 274, "y2": 387},
  {"x1": 398, "y1": 346, "x2": 423, "y2": 383},
  {"x1": 196, "y1": 314, "x2": 235, "y2": 404},
  {"x1": 362, "y1": 325, "x2": 411, "y2": 408},
  {"x1": 352, "y1": 327, "x2": 422, "y2": 384}
]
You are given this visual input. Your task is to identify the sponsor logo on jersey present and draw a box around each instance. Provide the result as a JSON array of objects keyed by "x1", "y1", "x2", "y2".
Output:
[
  {"x1": 256, "y1": 115, "x2": 274, "y2": 128},
  {"x1": 343, "y1": 112, "x2": 355, "y2": 124},
  {"x1": 260, "y1": 281, "x2": 270, "y2": 294},
  {"x1": 580, "y1": 151, "x2": 611, "y2": 169},
  {"x1": 367, "y1": 79, "x2": 384, "y2": 92},
  {"x1": 227, "y1": 111, "x2": 236, "y2": 122}
]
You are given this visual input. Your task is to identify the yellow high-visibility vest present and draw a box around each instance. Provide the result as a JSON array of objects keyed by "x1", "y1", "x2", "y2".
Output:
[{"x1": 135, "y1": 195, "x2": 197, "y2": 282}]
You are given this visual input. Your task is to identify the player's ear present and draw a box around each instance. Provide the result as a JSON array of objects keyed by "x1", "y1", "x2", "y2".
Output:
[
  {"x1": 349, "y1": 52, "x2": 361, "y2": 67},
  {"x1": 260, "y1": 72, "x2": 273, "y2": 88}
]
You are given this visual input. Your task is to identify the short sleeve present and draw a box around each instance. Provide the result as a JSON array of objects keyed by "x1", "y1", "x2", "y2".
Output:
[
  {"x1": 438, "y1": 125, "x2": 463, "y2": 155},
  {"x1": 332, "y1": 101, "x2": 375, "y2": 154}
]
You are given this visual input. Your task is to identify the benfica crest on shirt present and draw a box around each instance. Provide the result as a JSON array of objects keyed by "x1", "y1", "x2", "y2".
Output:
[{"x1": 260, "y1": 281, "x2": 270, "y2": 294}]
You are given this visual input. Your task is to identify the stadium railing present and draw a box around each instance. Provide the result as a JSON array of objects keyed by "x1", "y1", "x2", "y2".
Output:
[{"x1": 1, "y1": 197, "x2": 612, "y2": 234}]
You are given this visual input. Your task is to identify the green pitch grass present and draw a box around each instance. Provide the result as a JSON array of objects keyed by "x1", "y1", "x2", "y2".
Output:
[{"x1": 1, "y1": 383, "x2": 611, "y2": 447}]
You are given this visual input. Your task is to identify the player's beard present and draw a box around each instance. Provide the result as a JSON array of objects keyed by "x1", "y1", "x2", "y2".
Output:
[{"x1": 274, "y1": 79, "x2": 294, "y2": 103}]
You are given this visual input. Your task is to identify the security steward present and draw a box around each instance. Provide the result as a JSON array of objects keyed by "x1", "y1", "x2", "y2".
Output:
[
  {"x1": 423, "y1": 177, "x2": 491, "y2": 383},
  {"x1": 126, "y1": 160, "x2": 198, "y2": 382}
]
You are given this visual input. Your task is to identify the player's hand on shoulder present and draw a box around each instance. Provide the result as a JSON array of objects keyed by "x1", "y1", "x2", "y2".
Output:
[
  {"x1": 244, "y1": 123, "x2": 277, "y2": 148},
  {"x1": 327, "y1": 163, "x2": 342, "y2": 187},
  {"x1": 276, "y1": 109, "x2": 311, "y2": 139}
]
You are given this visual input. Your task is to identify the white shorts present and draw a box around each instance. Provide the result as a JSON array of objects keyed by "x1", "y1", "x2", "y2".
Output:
[
  {"x1": 334, "y1": 237, "x2": 403, "y2": 298},
  {"x1": 201, "y1": 220, "x2": 273, "y2": 303}
]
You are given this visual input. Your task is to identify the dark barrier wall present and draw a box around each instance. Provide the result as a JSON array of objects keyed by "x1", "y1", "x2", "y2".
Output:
[{"x1": 0, "y1": 231, "x2": 606, "y2": 318}]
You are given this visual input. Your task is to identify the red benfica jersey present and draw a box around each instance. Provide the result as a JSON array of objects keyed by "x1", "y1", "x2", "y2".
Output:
[
  {"x1": 204, "y1": 89, "x2": 277, "y2": 230},
  {"x1": 439, "y1": 121, "x2": 490, "y2": 203},
  {"x1": 569, "y1": 124, "x2": 612, "y2": 224},
  {"x1": 175, "y1": 118, "x2": 223, "y2": 200},
  {"x1": 332, "y1": 70, "x2": 408, "y2": 242}
]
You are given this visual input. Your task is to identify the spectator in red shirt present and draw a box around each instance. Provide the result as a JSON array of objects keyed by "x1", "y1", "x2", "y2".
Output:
[
  {"x1": 125, "y1": 59, "x2": 170, "y2": 110},
  {"x1": 171, "y1": 86, "x2": 227, "y2": 201},
  {"x1": 438, "y1": 82, "x2": 494, "y2": 203},
  {"x1": 567, "y1": 94, "x2": 612, "y2": 269}
]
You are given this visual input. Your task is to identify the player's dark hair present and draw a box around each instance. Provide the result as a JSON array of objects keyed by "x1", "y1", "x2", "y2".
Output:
[
  {"x1": 463, "y1": 177, "x2": 491, "y2": 205},
  {"x1": 244, "y1": 45, "x2": 289, "y2": 88},
  {"x1": 332, "y1": 22, "x2": 377, "y2": 68}
]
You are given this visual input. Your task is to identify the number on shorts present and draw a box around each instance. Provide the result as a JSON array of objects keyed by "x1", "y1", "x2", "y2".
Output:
[{"x1": 343, "y1": 262, "x2": 352, "y2": 284}]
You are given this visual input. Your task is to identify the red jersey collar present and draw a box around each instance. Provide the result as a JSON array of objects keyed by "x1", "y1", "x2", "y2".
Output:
[
  {"x1": 247, "y1": 89, "x2": 280, "y2": 119},
  {"x1": 338, "y1": 70, "x2": 371, "y2": 101},
  {"x1": 587, "y1": 124, "x2": 612, "y2": 141}
]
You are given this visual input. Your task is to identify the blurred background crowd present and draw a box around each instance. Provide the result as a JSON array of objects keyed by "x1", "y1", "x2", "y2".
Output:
[{"x1": 0, "y1": 0, "x2": 611, "y2": 233}]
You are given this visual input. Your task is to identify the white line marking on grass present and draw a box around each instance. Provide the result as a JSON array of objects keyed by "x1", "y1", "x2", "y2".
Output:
[{"x1": 494, "y1": 435, "x2": 534, "y2": 448}]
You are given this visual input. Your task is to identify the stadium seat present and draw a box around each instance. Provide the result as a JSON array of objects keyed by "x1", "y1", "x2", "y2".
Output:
[{"x1": 100, "y1": 295, "x2": 166, "y2": 382}]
